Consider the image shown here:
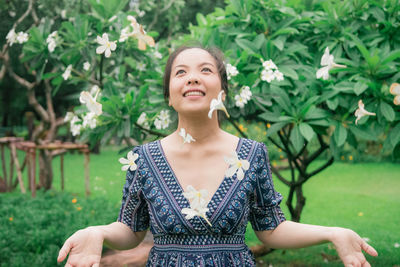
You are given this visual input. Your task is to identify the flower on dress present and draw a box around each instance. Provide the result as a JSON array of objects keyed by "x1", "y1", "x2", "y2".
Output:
[
  {"x1": 79, "y1": 91, "x2": 102, "y2": 115},
  {"x1": 354, "y1": 99, "x2": 375, "y2": 125},
  {"x1": 154, "y1": 110, "x2": 171, "y2": 130},
  {"x1": 62, "y1": 65, "x2": 72, "y2": 80},
  {"x1": 224, "y1": 151, "x2": 250, "y2": 180},
  {"x1": 83, "y1": 61, "x2": 91, "y2": 71},
  {"x1": 119, "y1": 151, "x2": 139, "y2": 171},
  {"x1": 390, "y1": 83, "x2": 400, "y2": 106},
  {"x1": 208, "y1": 91, "x2": 230, "y2": 119},
  {"x1": 96, "y1": 33, "x2": 117, "y2": 58},
  {"x1": 181, "y1": 185, "x2": 212, "y2": 226},
  {"x1": 179, "y1": 128, "x2": 196, "y2": 145},
  {"x1": 316, "y1": 47, "x2": 346, "y2": 80},
  {"x1": 226, "y1": 63, "x2": 239, "y2": 80}
]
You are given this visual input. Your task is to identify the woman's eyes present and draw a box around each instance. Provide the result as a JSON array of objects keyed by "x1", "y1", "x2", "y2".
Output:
[{"x1": 175, "y1": 68, "x2": 212, "y2": 76}]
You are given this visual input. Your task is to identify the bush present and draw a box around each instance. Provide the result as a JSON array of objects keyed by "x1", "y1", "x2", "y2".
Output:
[{"x1": 0, "y1": 190, "x2": 119, "y2": 267}]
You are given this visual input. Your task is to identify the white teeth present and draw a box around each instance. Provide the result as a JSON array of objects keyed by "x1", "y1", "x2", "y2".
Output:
[{"x1": 185, "y1": 91, "x2": 204, "y2": 97}]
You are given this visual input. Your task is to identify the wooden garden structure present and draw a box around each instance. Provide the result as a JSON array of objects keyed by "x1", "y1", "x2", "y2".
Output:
[{"x1": 0, "y1": 137, "x2": 90, "y2": 197}]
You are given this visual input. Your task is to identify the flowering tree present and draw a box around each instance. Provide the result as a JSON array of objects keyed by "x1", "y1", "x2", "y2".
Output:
[{"x1": 182, "y1": 0, "x2": 400, "y2": 222}]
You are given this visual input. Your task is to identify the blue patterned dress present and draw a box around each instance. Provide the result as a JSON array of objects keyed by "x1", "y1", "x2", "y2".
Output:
[{"x1": 118, "y1": 138, "x2": 286, "y2": 267}]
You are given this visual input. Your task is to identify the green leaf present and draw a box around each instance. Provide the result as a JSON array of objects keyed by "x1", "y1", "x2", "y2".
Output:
[
  {"x1": 299, "y1": 122, "x2": 315, "y2": 142},
  {"x1": 390, "y1": 122, "x2": 400, "y2": 147},
  {"x1": 354, "y1": 82, "x2": 368, "y2": 96},
  {"x1": 278, "y1": 65, "x2": 298, "y2": 80},
  {"x1": 235, "y1": 38, "x2": 258, "y2": 54},
  {"x1": 265, "y1": 122, "x2": 287, "y2": 137},
  {"x1": 348, "y1": 125, "x2": 377, "y2": 141},
  {"x1": 253, "y1": 34, "x2": 265, "y2": 50},
  {"x1": 290, "y1": 125, "x2": 304, "y2": 152},
  {"x1": 380, "y1": 101, "x2": 395, "y2": 121},
  {"x1": 196, "y1": 13, "x2": 207, "y2": 26},
  {"x1": 381, "y1": 49, "x2": 400, "y2": 65},
  {"x1": 333, "y1": 123, "x2": 347, "y2": 147}
]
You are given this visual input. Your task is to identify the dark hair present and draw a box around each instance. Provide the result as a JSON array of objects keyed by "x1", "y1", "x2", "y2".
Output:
[{"x1": 163, "y1": 45, "x2": 228, "y2": 102}]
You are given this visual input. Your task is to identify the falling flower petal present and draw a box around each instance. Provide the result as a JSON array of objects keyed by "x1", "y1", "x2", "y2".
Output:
[
  {"x1": 119, "y1": 151, "x2": 139, "y2": 171},
  {"x1": 179, "y1": 128, "x2": 196, "y2": 145},
  {"x1": 208, "y1": 91, "x2": 229, "y2": 119},
  {"x1": 390, "y1": 83, "x2": 400, "y2": 106},
  {"x1": 355, "y1": 100, "x2": 375, "y2": 125}
]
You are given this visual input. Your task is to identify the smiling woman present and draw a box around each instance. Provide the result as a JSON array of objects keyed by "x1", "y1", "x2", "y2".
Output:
[{"x1": 58, "y1": 46, "x2": 378, "y2": 267}]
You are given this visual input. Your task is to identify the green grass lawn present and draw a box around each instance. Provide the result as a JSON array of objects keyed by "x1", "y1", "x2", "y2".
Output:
[{"x1": 5, "y1": 145, "x2": 400, "y2": 266}]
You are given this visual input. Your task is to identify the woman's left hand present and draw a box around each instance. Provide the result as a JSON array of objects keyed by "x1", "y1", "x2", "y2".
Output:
[{"x1": 330, "y1": 227, "x2": 378, "y2": 267}]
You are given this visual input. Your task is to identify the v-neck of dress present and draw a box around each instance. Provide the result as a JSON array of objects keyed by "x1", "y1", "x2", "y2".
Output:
[{"x1": 157, "y1": 138, "x2": 243, "y2": 213}]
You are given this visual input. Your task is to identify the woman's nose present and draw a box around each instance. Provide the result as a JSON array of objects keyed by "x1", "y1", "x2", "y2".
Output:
[{"x1": 186, "y1": 75, "x2": 200, "y2": 85}]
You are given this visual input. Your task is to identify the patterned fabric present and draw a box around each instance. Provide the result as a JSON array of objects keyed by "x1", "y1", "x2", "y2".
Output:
[{"x1": 118, "y1": 138, "x2": 286, "y2": 267}]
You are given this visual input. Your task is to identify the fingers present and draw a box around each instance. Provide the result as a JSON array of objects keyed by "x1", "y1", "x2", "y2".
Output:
[
  {"x1": 361, "y1": 242, "x2": 378, "y2": 257},
  {"x1": 92, "y1": 263, "x2": 100, "y2": 267},
  {"x1": 58, "y1": 240, "x2": 72, "y2": 262},
  {"x1": 362, "y1": 260, "x2": 371, "y2": 267}
]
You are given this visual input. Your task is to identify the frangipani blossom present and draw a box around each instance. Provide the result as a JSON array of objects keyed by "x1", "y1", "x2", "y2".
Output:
[
  {"x1": 64, "y1": 111, "x2": 75, "y2": 123},
  {"x1": 154, "y1": 110, "x2": 170, "y2": 130},
  {"x1": 71, "y1": 124, "x2": 82, "y2": 136},
  {"x1": 274, "y1": 70, "x2": 284, "y2": 81},
  {"x1": 355, "y1": 100, "x2": 376, "y2": 125},
  {"x1": 126, "y1": 16, "x2": 155, "y2": 50},
  {"x1": 137, "y1": 112, "x2": 149, "y2": 129},
  {"x1": 16, "y1": 32, "x2": 28, "y2": 43},
  {"x1": 181, "y1": 185, "x2": 212, "y2": 226},
  {"x1": 79, "y1": 91, "x2": 102, "y2": 115},
  {"x1": 208, "y1": 91, "x2": 230, "y2": 119},
  {"x1": 241, "y1": 86, "x2": 252, "y2": 101},
  {"x1": 46, "y1": 31, "x2": 58, "y2": 53},
  {"x1": 224, "y1": 151, "x2": 250, "y2": 180},
  {"x1": 96, "y1": 33, "x2": 117, "y2": 58},
  {"x1": 390, "y1": 83, "x2": 400, "y2": 105},
  {"x1": 82, "y1": 112, "x2": 97, "y2": 129},
  {"x1": 62, "y1": 65, "x2": 72, "y2": 80},
  {"x1": 119, "y1": 151, "x2": 139, "y2": 171},
  {"x1": 83, "y1": 62, "x2": 91, "y2": 71},
  {"x1": 235, "y1": 94, "x2": 246, "y2": 108},
  {"x1": 261, "y1": 69, "x2": 275, "y2": 83},
  {"x1": 262, "y1": 60, "x2": 277, "y2": 70},
  {"x1": 394, "y1": 242, "x2": 400, "y2": 248},
  {"x1": 316, "y1": 47, "x2": 346, "y2": 80},
  {"x1": 226, "y1": 63, "x2": 239, "y2": 80},
  {"x1": 179, "y1": 128, "x2": 196, "y2": 145},
  {"x1": 6, "y1": 29, "x2": 17, "y2": 46}
]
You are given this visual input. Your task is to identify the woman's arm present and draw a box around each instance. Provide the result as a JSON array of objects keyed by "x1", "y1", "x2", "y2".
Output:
[
  {"x1": 57, "y1": 222, "x2": 146, "y2": 266},
  {"x1": 255, "y1": 221, "x2": 378, "y2": 267}
]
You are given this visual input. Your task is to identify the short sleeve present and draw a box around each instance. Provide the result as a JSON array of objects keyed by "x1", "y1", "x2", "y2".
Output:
[
  {"x1": 117, "y1": 146, "x2": 150, "y2": 232},
  {"x1": 249, "y1": 143, "x2": 286, "y2": 231}
]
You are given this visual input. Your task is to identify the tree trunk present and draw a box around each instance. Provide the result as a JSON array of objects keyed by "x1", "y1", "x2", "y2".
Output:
[{"x1": 38, "y1": 149, "x2": 53, "y2": 190}]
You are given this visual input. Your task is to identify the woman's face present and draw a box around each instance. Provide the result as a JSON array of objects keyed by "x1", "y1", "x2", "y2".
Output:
[{"x1": 168, "y1": 48, "x2": 223, "y2": 116}]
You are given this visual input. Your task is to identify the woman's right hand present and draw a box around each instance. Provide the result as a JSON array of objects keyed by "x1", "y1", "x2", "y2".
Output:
[{"x1": 57, "y1": 226, "x2": 105, "y2": 267}]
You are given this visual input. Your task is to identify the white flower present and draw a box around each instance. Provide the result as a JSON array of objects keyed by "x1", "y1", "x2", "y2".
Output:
[
  {"x1": 394, "y1": 242, "x2": 400, "y2": 248},
  {"x1": 154, "y1": 51, "x2": 162, "y2": 59},
  {"x1": 262, "y1": 59, "x2": 277, "y2": 70},
  {"x1": 71, "y1": 124, "x2": 82, "y2": 136},
  {"x1": 137, "y1": 112, "x2": 149, "y2": 129},
  {"x1": 316, "y1": 47, "x2": 346, "y2": 80},
  {"x1": 89, "y1": 85, "x2": 100, "y2": 97},
  {"x1": 16, "y1": 32, "x2": 28, "y2": 44},
  {"x1": 62, "y1": 65, "x2": 72, "y2": 80},
  {"x1": 82, "y1": 112, "x2": 97, "y2": 129},
  {"x1": 96, "y1": 33, "x2": 117, "y2": 58},
  {"x1": 61, "y1": 10, "x2": 67, "y2": 19},
  {"x1": 226, "y1": 63, "x2": 239, "y2": 80},
  {"x1": 240, "y1": 86, "x2": 252, "y2": 101},
  {"x1": 179, "y1": 128, "x2": 196, "y2": 145},
  {"x1": 46, "y1": 31, "x2": 58, "y2": 53},
  {"x1": 119, "y1": 151, "x2": 139, "y2": 171},
  {"x1": 79, "y1": 91, "x2": 102, "y2": 115},
  {"x1": 108, "y1": 15, "x2": 117, "y2": 22},
  {"x1": 127, "y1": 16, "x2": 155, "y2": 50},
  {"x1": 70, "y1": 115, "x2": 81, "y2": 126},
  {"x1": 64, "y1": 111, "x2": 75, "y2": 123},
  {"x1": 355, "y1": 99, "x2": 376, "y2": 125},
  {"x1": 274, "y1": 70, "x2": 284, "y2": 81},
  {"x1": 208, "y1": 91, "x2": 230, "y2": 119},
  {"x1": 181, "y1": 185, "x2": 212, "y2": 226},
  {"x1": 6, "y1": 29, "x2": 17, "y2": 46},
  {"x1": 154, "y1": 110, "x2": 170, "y2": 130},
  {"x1": 83, "y1": 62, "x2": 91, "y2": 71},
  {"x1": 137, "y1": 62, "x2": 146, "y2": 72},
  {"x1": 261, "y1": 69, "x2": 275, "y2": 83},
  {"x1": 235, "y1": 94, "x2": 246, "y2": 108},
  {"x1": 390, "y1": 83, "x2": 400, "y2": 106},
  {"x1": 224, "y1": 151, "x2": 250, "y2": 180},
  {"x1": 119, "y1": 26, "x2": 131, "y2": 42}
]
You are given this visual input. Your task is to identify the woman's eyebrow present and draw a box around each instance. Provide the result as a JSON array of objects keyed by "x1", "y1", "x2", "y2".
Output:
[{"x1": 174, "y1": 62, "x2": 215, "y2": 69}]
